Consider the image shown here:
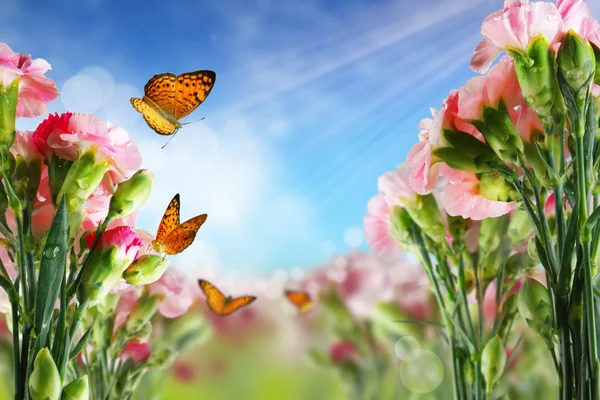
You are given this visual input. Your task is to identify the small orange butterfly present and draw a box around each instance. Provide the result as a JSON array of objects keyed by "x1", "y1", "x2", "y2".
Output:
[
  {"x1": 284, "y1": 290, "x2": 314, "y2": 313},
  {"x1": 131, "y1": 70, "x2": 216, "y2": 139},
  {"x1": 198, "y1": 279, "x2": 256, "y2": 316},
  {"x1": 152, "y1": 194, "x2": 207, "y2": 255}
]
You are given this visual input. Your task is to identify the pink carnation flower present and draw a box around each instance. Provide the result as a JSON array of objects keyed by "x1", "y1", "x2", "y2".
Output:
[
  {"x1": 0, "y1": 43, "x2": 59, "y2": 118},
  {"x1": 471, "y1": 0, "x2": 564, "y2": 73},
  {"x1": 378, "y1": 163, "x2": 417, "y2": 208},
  {"x1": 33, "y1": 112, "x2": 141, "y2": 183},
  {"x1": 460, "y1": 56, "x2": 542, "y2": 142},
  {"x1": 442, "y1": 169, "x2": 515, "y2": 220},
  {"x1": 11, "y1": 130, "x2": 43, "y2": 164},
  {"x1": 364, "y1": 194, "x2": 402, "y2": 257}
]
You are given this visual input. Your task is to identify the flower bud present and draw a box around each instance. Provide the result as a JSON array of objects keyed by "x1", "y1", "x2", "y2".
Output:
[
  {"x1": 508, "y1": 35, "x2": 556, "y2": 119},
  {"x1": 470, "y1": 101, "x2": 524, "y2": 164},
  {"x1": 506, "y1": 209, "x2": 533, "y2": 247},
  {"x1": 120, "y1": 341, "x2": 151, "y2": 365},
  {"x1": 329, "y1": 340, "x2": 359, "y2": 365},
  {"x1": 479, "y1": 173, "x2": 518, "y2": 202},
  {"x1": 479, "y1": 216, "x2": 509, "y2": 254},
  {"x1": 123, "y1": 254, "x2": 170, "y2": 286},
  {"x1": 592, "y1": 43, "x2": 600, "y2": 86},
  {"x1": 48, "y1": 154, "x2": 74, "y2": 206},
  {"x1": 29, "y1": 348, "x2": 61, "y2": 400},
  {"x1": 505, "y1": 251, "x2": 538, "y2": 277},
  {"x1": 125, "y1": 291, "x2": 162, "y2": 334},
  {"x1": 389, "y1": 205, "x2": 415, "y2": 247},
  {"x1": 0, "y1": 79, "x2": 19, "y2": 157},
  {"x1": 147, "y1": 348, "x2": 178, "y2": 370},
  {"x1": 404, "y1": 194, "x2": 446, "y2": 243},
  {"x1": 58, "y1": 149, "x2": 109, "y2": 213},
  {"x1": 481, "y1": 335, "x2": 506, "y2": 394},
  {"x1": 518, "y1": 277, "x2": 554, "y2": 340},
  {"x1": 108, "y1": 169, "x2": 153, "y2": 220},
  {"x1": 77, "y1": 226, "x2": 143, "y2": 305},
  {"x1": 62, "y1": 376, "x2": 89, "y2": 400},
  {"x1": 557, "y1": 30, "x2": 596, "y2": 93}
]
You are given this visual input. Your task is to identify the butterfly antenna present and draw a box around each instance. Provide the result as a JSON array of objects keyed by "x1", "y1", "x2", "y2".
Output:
[
  {"x1": 181, "y1": 116, "x2": 206, "y2": 126},
  {"x1": 161, "y1": 129, "x2": 179, "y2": 150}
]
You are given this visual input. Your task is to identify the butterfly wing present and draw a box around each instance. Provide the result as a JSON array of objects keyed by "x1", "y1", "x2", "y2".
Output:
[
  {"x1": 284, "y1": 290, "x2": 313, "y2": 313},
  {"x1": 173, "y1": 70, "x2": 216, "y2": 120},
  {"x1": 198, "y1": 279, "x2": 226, "y2": 314},
  {"x1": 155, "y1": 194, "x2": 181, "y2": 242},
  {"x1": 131, "y1": 98, "x2": 178, "y2": 135},
  {"x1": 143, "y1": 73, "x2": 178, "y2": 116},
  {"x1": 221, "y1": 295, "x2": 256, "y2": 316},
  {"x1": 160, "y1": 214, "x2": 208, "y2": 255}
]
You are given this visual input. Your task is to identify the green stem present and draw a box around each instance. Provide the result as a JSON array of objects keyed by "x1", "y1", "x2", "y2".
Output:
[
  {"x1": 576, "y1": 124, "x2": 598, "y2": 396},
  {"x1": 10, "y1": 298, "x2": 20, "y2": 400}
]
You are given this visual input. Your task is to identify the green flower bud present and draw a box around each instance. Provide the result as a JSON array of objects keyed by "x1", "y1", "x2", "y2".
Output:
[
  {"x1": 0, "y1": 79, "x2": 19, "y2": 167},
  {"x1": 518, "y1": 277, "x2": 554, "y2": 340},
  {"x1": 147, "y1": 348, "x2": 178, "y2": 370},
  {"x1": 523, "y1": 141, "x2": 552, "y2": 188},
  {"x1": 29, "y1": 348, "x2": 61, "y2": 400},
  {"x1": 12, "y1": 156, "x2": 42, "y2": 204},
  {"x1": 481, "y1": 335, "x2": 507, "y2": 394},
  {"x1": 108, "y1": 169, "x2": 153, "y2": 220},
  {"x1": 592, "y1": 43, "x2": 600, "y2": 86},
  {"x1": 433, "y1": 129, "x2": 506, "y2": 173},
  {"x1": 123, "y1": 254, "x2": 170, "y2": 286},
  {"x1": 62, "y1": 376, "x2": 89, "y2": 400},
  {"x1": 404, "y1": 194, "x2": 446, "y2": 243},
  {"x1": 470, "y1": 100, "x2": 524, "y2": 164},
  {"x1": 479, "y1": 216, "x2": 509, "y2": 254},
  {"x1": 58, "y1": 149, "x2": 109, "y2": 213},
  {"x1": 505, "y1": 251, "x2": 538, "y2": 277},
  {"x1": 389, "y1": 205, "x2": 415, "y2": 247},
  {"x1": 508, "y1": 35, "x2": 556, "y2": 119},
  {"x1": 162, "y1": 314, "x2": 211, "y2": 351},
  {"x1": 557, "y1": 30, "x2": 596, "y2": 93},
  {"x1": 48, "y1": 154, "x2": 73, "y2": 206},
  {"x1": 479, "y1": 173, "x2": 518, "y2": 203},
  {"x1": 507, "y1": 209, "x2": 533, "y2": 247},
  {"x1": 125, "y1": 291, "x2": 162, "y2": 334}
]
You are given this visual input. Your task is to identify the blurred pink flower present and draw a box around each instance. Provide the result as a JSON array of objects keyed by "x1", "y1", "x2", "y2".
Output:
[
  {"x1": 0, "y1": 43, "x2": 59, "y2": 118},
  {"x1": 120, "y1": 341, "x2": 151, "y2": 364},
  {"x1": 329, "y1": 340, "x2": 359, "y2": 364},
  {"x1": 172, "y1": 362, "x2": 196, "y2": 383},
  {"x1": 378, "y1": 163, "x2": 416, "y2": 208},
  {"x1": 0, "y1": 247, "x2": 16, "y2": 314},
  {"x1": 149, "y1": 270, "x2": 195, "y2": 318},
  {"x1": 33, "y1": 112, "x2": 141, "y2": 183},
  {"x1": 364, "y1": 194, "x2": 402, "y2": 257},
  {"x1": 86, "y1": 225, "x2": 142, "y2": 264},
  {"x1": 470, "y1": 0, "x2": 563, "y2": 73},
  {"x1": 113, "y1": 290, "x2": 139, "y2": 332},
  {"x1": 442, "y1": 169, "x2": 515, "y2": 220}
]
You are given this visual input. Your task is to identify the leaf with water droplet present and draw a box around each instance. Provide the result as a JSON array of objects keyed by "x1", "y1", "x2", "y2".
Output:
[{"x1": 34, "y1": 197, "x2": 68, "y2": 349}]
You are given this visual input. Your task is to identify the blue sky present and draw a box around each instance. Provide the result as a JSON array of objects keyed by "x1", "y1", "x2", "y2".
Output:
[{"x1": 3, "y1": 0, "x2": 599, "y2": 279}]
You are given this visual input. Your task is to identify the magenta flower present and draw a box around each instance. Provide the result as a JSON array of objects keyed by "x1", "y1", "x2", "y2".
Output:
[
  {"x1": 364, "y1": 194, "x2": 402, "y2": 257},
  {"x1": 85, "y1": 226, "x2": 142, "y2": 263},
  {"x1": 120, "y1": 341, "x2": 151, "y2": 364},
  {"x1": 33, "y1": 112, "x2": 141, "y2": 184},
  {"x1": 329, "y1": 340, "x2": 359, "y2": 364},
  {"x1": 0, "y1": 43, "x2": 58, "y2": 118}
]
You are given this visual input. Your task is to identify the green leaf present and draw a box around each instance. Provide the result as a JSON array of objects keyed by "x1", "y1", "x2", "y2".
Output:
[
  {"x1": 69, "y1": 326, "x2": 92, "y2": 360},
  {"x1": 34, "y1": 198, "x2": 68, "y2": 348}
]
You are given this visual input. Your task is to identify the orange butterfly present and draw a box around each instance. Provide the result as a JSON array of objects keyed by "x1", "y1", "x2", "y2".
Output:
[
  {"x1": 198, "y1": 279, "x2": 256, "y2": 316},
  {"x1": 152, "y1": 194, "x2": 207, "y2": 255},
  {"x1": 284, "y1": 290, "x2": 314, "y2": 313},
  {"x1": 131, "y1": 70, "x2": 216, "y2": 136}
]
